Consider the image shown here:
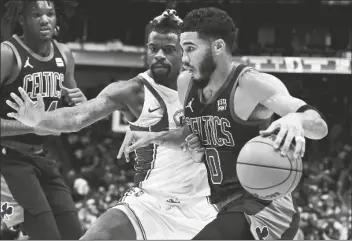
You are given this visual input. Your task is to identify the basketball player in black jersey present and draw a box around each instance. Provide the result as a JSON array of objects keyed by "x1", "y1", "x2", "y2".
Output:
[
  {"x1": 1, "y1": 0, "x2": 85, "y2": 239},
  {"x1": 114, "y1": 7, "x2": 329, "y2": 240},
  {"x1": 5, "y1": 10, "x2": 216, "y2": 240}
]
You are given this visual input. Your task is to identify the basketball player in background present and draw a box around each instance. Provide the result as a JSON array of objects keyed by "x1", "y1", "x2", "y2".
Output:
[
  {"x1": 115, "y1": 7, "x2": 329, "y2": 240},
  {"x1": 1, "y1": 0, "x2": 85, "y2": 239},
  {"x1": 6, "y1": 10, "x2": 218, "y2": 240}
]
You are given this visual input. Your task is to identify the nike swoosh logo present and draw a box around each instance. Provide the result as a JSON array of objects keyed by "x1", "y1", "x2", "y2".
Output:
[{"x1": 148, "y1": 107, "x2": 161, "y2": 113}]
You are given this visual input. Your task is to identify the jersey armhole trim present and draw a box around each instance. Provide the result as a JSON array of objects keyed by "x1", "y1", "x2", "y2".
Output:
[
  {"x1": 229, "y1": 67, "x2": 270, "y2": 126},
  {"x1": 183, "y1": 77, "x2": 194, "y2": 110},
  {"x1": 53, "y1": 40, "x2": 68, "y2": 75},
  {"x1": 2, "y1": 41, "x2": 22, "y2": 86}
]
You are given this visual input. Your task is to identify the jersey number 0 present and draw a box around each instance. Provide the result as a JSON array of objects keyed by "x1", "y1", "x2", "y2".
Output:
[{"x1": 205, "y1": 148, "x2": 223, "y2": 184}]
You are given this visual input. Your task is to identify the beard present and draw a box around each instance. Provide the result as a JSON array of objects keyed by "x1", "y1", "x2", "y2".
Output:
[
  {"x1": 193, "y1": 50, "x2": 216, "y2": 89},
  {"x1": 150, "y1": 65, "x2": 171, "y2": 84}
]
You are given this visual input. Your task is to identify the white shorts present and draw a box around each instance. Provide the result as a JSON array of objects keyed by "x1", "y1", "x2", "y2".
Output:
[{"x1": 112, "y1": 187, "x2": 218, "y2": 240}]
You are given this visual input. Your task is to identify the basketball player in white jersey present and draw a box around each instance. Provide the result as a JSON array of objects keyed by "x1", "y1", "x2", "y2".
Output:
[{"x1": 6, "y1": 10, "x2": 218, "y2": 240}]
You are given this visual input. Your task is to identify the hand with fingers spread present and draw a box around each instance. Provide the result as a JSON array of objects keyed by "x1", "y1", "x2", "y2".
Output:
[
  {"x1": 6, "y1": 87, "x2": 46, "y2": 127},
  {"x1": 62, "y1": 86, "x2": 87, "y2": 105},
  {"x1": 117, "y1": 131, "x2": 157, "y2": 163},
  {"x1": 259, "y1": 112, "x2": 306, "y2": 160}
]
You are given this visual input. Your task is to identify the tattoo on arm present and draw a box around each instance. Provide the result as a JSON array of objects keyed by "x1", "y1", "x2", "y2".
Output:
[
  {"x1": 0, "y1": 119, "x2": 34, "y2": 137},
  {"x1": 38, "y1": 96, "x2": 117, "y2": 132}
]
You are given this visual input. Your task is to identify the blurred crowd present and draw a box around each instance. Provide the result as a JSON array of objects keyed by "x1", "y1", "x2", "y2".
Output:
[{"x1": 1, "y1": 76, "x2": 351, "y2": 240}]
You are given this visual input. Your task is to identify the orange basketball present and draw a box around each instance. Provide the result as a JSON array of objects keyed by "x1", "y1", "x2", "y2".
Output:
[{"x1": 236, "y1": 134, "x2": 302, "y2": 200}]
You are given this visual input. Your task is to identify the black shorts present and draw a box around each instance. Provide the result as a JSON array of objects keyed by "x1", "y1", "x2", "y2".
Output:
[{"x1": 0, "y1": 147, "x2": 76, "y2": 227}]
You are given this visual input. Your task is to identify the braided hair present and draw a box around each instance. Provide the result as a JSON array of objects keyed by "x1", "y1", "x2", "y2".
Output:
[
  {"x1": 1, "y1": 0, "x2": 79, "y2": 41},
  {"x1": 146, "y1": 9, "x2": 183, "y2": 36}
]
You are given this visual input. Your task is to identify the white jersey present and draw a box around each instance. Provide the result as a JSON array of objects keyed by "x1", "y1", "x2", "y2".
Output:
[{"x1": 128, "y1": 72, "x2": 210, "y2": 201}]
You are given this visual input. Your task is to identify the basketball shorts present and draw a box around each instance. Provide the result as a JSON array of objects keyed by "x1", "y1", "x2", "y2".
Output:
[
  {"x1": 112, "y1": 187, "x2": 218, "y2": 240},
  {"x1": 244, "y1": 194, "x2": 299, "y2": 240},
  {"x1": 196, "y1": 194, "x2": 299, "y2": 240},
  {"x1": 0, "y1": 147, "x2": 77, "y2": 228}
]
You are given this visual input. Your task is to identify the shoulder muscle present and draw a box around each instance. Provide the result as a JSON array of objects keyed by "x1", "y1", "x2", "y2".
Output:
[
  {"x1": 239, "y1": 70, "x2": 289, "y2": 102},
  {"x1": 1, "y1": 42, "x2": 16, "y2": 85},
  {"x1": 240, "y1": 70, "x2": 306, "y2": 116}
]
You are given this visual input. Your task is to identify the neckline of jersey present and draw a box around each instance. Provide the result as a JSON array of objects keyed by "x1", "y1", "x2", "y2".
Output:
[
  {"x1": 13, "y1": 34, "x2": 54, "y2": 62},
  {"x1": 198, "y1": 62, "x2": 238, "y2": 106}
]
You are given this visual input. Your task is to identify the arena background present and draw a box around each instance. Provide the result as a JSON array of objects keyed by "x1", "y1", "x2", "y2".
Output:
[{"x1": 1, "y1": 0, "x2": 351, "y2": 239}]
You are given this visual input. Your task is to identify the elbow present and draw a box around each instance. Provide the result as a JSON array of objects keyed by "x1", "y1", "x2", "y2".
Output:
[
  {"x1": 307, "y1": 119, "x2": 329, "y2": 140},
  {"x1": 320, "y1": 120, "x2": 329, "y2": 139}
]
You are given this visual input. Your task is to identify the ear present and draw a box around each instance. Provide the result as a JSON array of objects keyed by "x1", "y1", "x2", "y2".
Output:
[
  {"x1": 212, "y1": 39, "x2": 226, "y2": 55},
  {"x1": 18, "y1": 15, "x2": 24, "y2": 27}
]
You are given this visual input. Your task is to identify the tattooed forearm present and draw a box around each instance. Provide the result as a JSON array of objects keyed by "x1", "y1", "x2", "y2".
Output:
[
  {"x1": 300, "y1": 110, "x2": 328, "y2": 140},
  {"x1": 1, "y1": 118, "x2": 34, "y2": 136},
  {"x1": 37, "y1": 97, "x2": 118, "y2": 133}
]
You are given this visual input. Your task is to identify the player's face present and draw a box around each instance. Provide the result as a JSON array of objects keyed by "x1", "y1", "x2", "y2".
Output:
[
  {"x1": 180, "y1": 32, "x2": 216, "y2": 88},
  {"x1": 146, "y1": 31, "x2": 182, "y2": 84},
  {"x1": 21, "y1": 1, "x2": 57, "y2": 41}
]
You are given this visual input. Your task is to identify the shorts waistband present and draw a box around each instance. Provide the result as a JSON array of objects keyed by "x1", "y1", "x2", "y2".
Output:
[{"x1": 131, "y1": 187, "x2": 209, "y2": 205}]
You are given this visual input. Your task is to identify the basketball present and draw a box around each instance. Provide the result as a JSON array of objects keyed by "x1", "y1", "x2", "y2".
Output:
[{"x1": 236, "y1": 134, "x2": 303, "y2": 201}]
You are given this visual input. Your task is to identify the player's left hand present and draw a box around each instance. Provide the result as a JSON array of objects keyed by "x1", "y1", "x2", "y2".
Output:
[
  {"x1": 259, "y1": 113, "x2": 305, "y2": 160},
  {"x1": 62, "y1": 86, "x2": 87, "y2": 105},
  {"x1": 117, "y1": 130, "x2": 154, "y2": 162},
  {"x1": 180, "y1": 133, "x2": 204, "y2": 153},
  {"x1": 6, "y1": 87, "x2": 46, "y2": 127}
]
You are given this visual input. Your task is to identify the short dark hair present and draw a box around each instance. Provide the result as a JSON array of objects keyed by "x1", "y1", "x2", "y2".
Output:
[
  {"x1": 182, "y1": 7, "x2": 237, "y2": 52},
  {"x1": 1, "y1": 0, "x2": 78, "y2": 40},
  {"x1": 146, "y1": 9, "x2": 183, "y2": 37}
]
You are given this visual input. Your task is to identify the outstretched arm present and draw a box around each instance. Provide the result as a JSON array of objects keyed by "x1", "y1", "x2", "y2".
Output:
[
  {"x1": 6, "y1": 81, "x2": 140, "y2": 133},
  {"x1": 117, "y1": 126, "x2": 204, "y2": 163}
]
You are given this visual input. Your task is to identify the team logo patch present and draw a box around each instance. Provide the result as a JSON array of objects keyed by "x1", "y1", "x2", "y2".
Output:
[
  {"x1": 255, "y1": 226, "x2": 269, "y2": 240},
  {"x1": 173, "y1": 109, "x2": 184, "y2": 126},
  {"x1": 1, "y1": 202, "x2": 14, "y2": 220},
  {"x1": 217, "y1": 98, "x2": 227, "y2": 111},
  {"x1": 55, "y1": 58, "x2": 64, "y2": 67}
]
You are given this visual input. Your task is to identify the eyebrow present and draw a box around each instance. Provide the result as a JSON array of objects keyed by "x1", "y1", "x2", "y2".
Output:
[
  {"x1": 147, "y1": 43, "x2": 177, "y2": 48},
  {"x1": 181, "y1": 41, "x2": 196, "y2": 46}
]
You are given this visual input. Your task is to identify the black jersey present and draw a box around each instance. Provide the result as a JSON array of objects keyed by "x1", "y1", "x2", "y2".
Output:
[
  {"x1": 0, "y1": 34, "x2": 66, "y2": 146},
  {"x1": 184, "y1": 64, "x2": 272, "y2": 209}
]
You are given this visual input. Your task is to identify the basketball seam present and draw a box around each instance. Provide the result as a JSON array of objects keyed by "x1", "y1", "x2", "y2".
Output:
[
  {"x1": 243, "y1": 140, "x2": 301, "y2": 172},
  {"x1": 241, "y1": 168, "x2": 291, "y2": 190},
  {"x1": 238, "y1": 138, "x2": 302, "y2": 193},
  {"x1": 237, "y1": 162, "x2": 303, "y2": 172}
]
